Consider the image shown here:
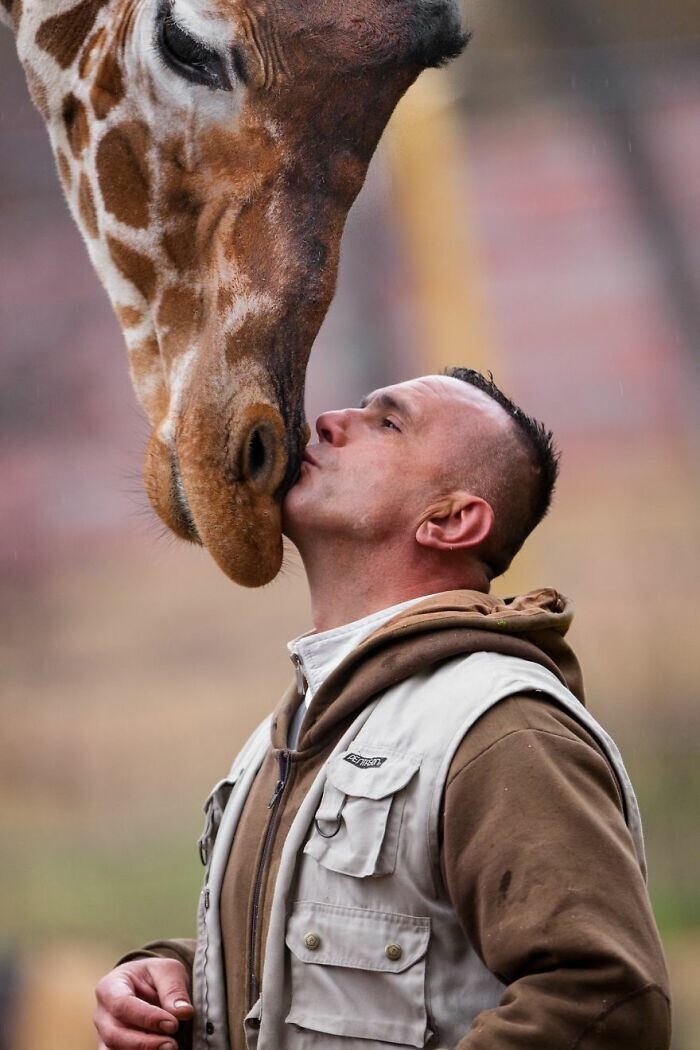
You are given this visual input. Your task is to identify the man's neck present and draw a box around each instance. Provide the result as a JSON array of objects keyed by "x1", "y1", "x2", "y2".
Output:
[{"x1": 299, "y1": 539, "x2": 488, "y2": 632}]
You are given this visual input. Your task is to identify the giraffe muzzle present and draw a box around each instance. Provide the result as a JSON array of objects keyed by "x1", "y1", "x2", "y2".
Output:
[{"x1": 166, "y1": 399, "x2": 296, "y2": 587}]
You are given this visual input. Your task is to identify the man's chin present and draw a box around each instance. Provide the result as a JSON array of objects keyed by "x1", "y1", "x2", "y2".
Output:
[
  {"x1": 280, "y1": 489, "x2": 302, "y2": 545},
  {"x1": 281, "y1": 482, "x2": 325, "y2": 549}
]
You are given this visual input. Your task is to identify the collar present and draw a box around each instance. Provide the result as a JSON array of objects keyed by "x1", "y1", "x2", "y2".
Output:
[
  {"x1": 270, "y1": 586, "x2": 579, "y2": 753},
  {"x1": 287, "y1": 593, "x2": 445, "y2": 699}
]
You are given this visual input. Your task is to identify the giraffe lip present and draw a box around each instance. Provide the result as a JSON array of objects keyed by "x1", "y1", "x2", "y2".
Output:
[{"x1": 170, "y1": 449, "x2": 200, "y2": 542}]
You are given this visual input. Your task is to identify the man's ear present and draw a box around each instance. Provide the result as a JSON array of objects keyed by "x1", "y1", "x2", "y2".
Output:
[{"x1": 415, "y1": 492, "x2": 494, "y2": 553}]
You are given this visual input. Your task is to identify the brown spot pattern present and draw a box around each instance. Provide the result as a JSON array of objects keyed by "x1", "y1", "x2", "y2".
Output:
[
  {"x1": 78, "y1": 172, "x2": 99, "y2": 237},
  {"x1": 115, "y1": 304, "x2": 143, "y2": 329},
  {"x1": 128, "y1": 335, "x2": 162, "y2": 379},
  {"x1": 229, "y1": 197, "x2": 277, "y2": 281},
  {"x1": 91, "y1": 51, "x2": 125, "y2": 119},
  {"x1": 108, "y1": 236, "x2": 157, "y2": 302},
  {"x1": 130, "y1": 339, "x2": 168, "y2": 424},
  {"x1": 78, "y1": 26, "x2": 106, "y2": 78},
  {"x1": 26, "y1": 66, "x2": 50, "y2": 120},
  {"x1": 199, "y1": 199, "x2": 228, "y2": 261},
  {"x1": 36, "y1": 0, "x2": 108, "y2": 70},
  {"x1": 216, "y1": 284, "x2": 235, "y2": 317},
  {"x1": 62, "y1": 93, "x2": 90, "y2": 158},
  {"x1": 56, "y1": 148, "x2": 72, "y2": 190},
  {"x1": 162, "y1": 225, "x2": 199, "y2": 273},
  {"x1": 223, "y1": 315, "x2": 274, "y2": 367},
  {"x1": 97, "y1": 122, "x2": 151, "y2": 229},
  {"x1": 159, "y1": 146, "x2": 203, "y2": 270},
  {"x1": 157, "y1": 284, "x2": 202, "y2": 359}
]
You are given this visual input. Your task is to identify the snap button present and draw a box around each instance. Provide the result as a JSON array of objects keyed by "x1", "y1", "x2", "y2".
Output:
[
  {"x1": 205, "y1": 1021, "x2": 215, "y2": 1035},
  {"x1": 385, "y1": 943, "x2": 402, "y2": 961},
  {"x1": 304, "y1": 932, "x2": 321, "y2": 950}
]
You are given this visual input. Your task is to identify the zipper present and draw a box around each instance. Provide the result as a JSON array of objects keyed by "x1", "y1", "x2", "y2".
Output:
[
  {"x1": 245, "y1": 652, "x2": 306, "y2": 1010},
  {"x1": 247, "y1": 747, "x2": 292, "y2": 1010}
]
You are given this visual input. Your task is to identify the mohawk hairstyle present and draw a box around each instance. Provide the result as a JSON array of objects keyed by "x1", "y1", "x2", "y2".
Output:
[
  {"x1": 407, "y1": 1, "x2": 472, "y2": 70},
  {"x1": 444, "y1": 366, "x2": 560, "y2": 577}
]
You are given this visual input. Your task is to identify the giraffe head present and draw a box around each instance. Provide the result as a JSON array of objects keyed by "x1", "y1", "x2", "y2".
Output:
[{"x1": 4, "y1": 0, "x2": 468, "y2": 586}]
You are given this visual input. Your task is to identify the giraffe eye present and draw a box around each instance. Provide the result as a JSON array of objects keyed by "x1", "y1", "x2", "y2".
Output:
[{"x1": 156, "y1": 2, "x2": 231, "y2": 91}]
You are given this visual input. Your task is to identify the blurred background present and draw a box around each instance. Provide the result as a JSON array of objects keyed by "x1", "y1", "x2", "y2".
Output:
[{"x1": 1, "y1": 0, "x2": 699, "y2": 1046}]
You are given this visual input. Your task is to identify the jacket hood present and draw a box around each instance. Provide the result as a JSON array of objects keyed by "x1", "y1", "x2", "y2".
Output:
[
  {"x1": 271, "y1": 588, "x2": 583, "y2": 753},
  {"x1": 380, "y1": 587, "x2": 582, "y2": 698}
]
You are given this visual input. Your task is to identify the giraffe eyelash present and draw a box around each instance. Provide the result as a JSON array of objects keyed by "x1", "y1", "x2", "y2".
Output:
[{"x1": 154, "y1": 0, "x2": 232, "y2": 91}]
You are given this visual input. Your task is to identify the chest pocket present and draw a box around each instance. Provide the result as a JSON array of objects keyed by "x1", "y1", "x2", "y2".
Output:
[
  {"x1": 286, "y1": 900, "x2": 431, "y2": 1047},
  {"x1": 303, "y1": 746, "x2": 422, "y2": 878}
]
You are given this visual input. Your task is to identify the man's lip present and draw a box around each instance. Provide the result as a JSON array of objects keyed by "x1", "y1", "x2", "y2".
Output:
[{"x1": 302, "y1": 450, "x2": 319, "y2": 467}]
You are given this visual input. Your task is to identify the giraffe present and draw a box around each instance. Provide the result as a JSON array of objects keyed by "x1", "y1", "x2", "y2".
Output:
[{"x1": 1, "y1": 0, "x2": 468, "y2": 586}]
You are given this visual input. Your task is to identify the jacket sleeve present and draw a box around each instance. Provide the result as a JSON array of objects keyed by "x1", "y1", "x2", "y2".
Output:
[
  {"x1": 117, "y1": 937, "x2": 197, "y2": 973},
  {"x1": 440, "y1": 695, "x2": 671, "y2": 1050}
]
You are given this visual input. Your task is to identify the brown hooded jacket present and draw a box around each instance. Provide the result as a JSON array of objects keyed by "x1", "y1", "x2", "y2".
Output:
[{"x1": 129, "y1": 589, "x2": 671, "y2": 1049}]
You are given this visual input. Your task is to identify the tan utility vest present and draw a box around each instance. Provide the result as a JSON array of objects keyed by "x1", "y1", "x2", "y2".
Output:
[{"x1": 192, "y1": 653, "x2": 646, "y2": 1050}]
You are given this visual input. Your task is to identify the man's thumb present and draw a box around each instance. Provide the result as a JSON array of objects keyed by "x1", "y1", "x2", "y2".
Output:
[
  {"x1": 150, "y1": 961, "x2": 194, "y2": 1015},
  {"x1": 172, "y1": 996, "x2": 194, "y2": 1016}
]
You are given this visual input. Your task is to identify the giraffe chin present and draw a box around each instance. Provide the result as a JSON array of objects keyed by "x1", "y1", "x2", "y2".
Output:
[{"x1": 194, "y1": 486, "x2": 285, "y2": 589}]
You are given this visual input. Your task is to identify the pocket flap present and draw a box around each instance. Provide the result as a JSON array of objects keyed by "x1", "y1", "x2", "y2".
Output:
[
  {"x1": 325, "y1": 746, "x2": 421, "y2": 800},
  {"x1": 197, "y1": 770, "x2": 242, "y2": 866},
  {"x1": 202, "y1": 772, "x2": 241, "y2": 817},
  {"x1": 286, "y1": 901, "x2": 430, "y2": 974}
]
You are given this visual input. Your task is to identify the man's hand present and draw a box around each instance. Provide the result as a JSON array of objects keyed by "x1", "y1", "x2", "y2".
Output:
[{"x1": 94, "y1": 958, "x2": 194, "y2": 1050}]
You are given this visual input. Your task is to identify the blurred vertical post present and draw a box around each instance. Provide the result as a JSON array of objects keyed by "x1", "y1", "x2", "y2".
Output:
[
  {"x1": 12, "y1": 946, "x2": 113, "y2": 1050},
  {"x1": 387, "y1": 72, "x2": 533, "y2": 595}
]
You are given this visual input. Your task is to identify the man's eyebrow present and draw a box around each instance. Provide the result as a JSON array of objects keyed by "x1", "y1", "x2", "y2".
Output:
[{"x1": 359, "y1": 392, "x2": 414, "y2": 423}]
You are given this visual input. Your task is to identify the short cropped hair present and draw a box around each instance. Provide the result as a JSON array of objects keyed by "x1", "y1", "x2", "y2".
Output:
[{"x1": 444, "y1": 367, "x2": 560, "y2": 578}]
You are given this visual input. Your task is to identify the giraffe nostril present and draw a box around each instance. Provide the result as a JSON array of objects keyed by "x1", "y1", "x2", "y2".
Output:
[
  {"x1": 242, "y1": 420, "x2": 278, "y2": 490},
  {"x1": 248, "y1": 428, "x2": 266, "y2": 476}
]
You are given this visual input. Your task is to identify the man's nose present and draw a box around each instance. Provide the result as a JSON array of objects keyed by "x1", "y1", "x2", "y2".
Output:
[{"x1": 315, "y1": 409, "x2": 350, "y2": 445}]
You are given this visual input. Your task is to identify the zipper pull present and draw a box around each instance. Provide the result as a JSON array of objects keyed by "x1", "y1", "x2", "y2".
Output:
[
  {"x1": 268, "y1": 749, "x2": 291, "y2": 808},
  {"x1": 291, "y1": 652, "x2": 308, "y2": 697},
  {"x1": 268, "y1": 778, "x2": 284, "y2": 809}
]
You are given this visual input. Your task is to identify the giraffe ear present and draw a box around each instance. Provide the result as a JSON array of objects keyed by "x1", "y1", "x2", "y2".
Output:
[{"x1": 405, "y1": 1, "x2": 471, "y2": 70}]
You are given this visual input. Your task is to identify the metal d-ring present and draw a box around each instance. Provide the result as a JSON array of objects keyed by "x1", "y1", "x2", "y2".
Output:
[{"x1": 314, "y1": 796, "x2": 347, "y2": 838}]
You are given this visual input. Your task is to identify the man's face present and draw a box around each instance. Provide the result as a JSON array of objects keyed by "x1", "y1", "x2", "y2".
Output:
[{"x1": 282, "y1": 374, "x2": 506, "y2": 549}]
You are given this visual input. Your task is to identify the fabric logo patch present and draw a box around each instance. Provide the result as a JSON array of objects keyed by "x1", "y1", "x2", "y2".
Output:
[{"x1": 343, "y1": 753, "x2": 387, "y2": 769}]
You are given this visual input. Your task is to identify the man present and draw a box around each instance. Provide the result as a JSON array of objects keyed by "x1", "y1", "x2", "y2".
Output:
[{"x1": 94, "y1": 369, "x2": 671, "y2": 1050}]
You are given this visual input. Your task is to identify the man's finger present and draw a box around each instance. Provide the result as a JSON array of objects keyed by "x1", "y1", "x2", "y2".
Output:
[
  {"x1": 95, "y1": 1012, "x2": 178, "y2": 1050},
  {"x1": 109, "y1": 992, "x2": 180, "y2": 1034},
  {"x1": 96, "y1": 972, "x2": 180, "y2": 1036},
  {"x1": 145, "y1": 959, "x2": 194, "y2": 1016}
]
